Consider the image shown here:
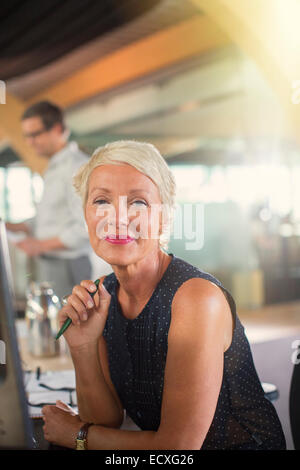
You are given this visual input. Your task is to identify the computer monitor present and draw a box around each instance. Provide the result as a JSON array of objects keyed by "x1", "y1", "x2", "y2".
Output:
[{"x1": 0, "y1": 218, "x2": 34, "y2": 449}]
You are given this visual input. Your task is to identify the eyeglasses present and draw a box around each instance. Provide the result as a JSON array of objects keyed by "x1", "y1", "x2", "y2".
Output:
[{"x1": 23, "y1": 127, "x2": 50, "y2": 139}]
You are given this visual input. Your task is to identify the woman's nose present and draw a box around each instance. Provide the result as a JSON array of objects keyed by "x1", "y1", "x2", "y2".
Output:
[
  {"x1": 107, "y1": 197, "x2": 129, "y2": 227},
  {"x1": 117, "y1": 200, "x2": 129, "y2": 226}
]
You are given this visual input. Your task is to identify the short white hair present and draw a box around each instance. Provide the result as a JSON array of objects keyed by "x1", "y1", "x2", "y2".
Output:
[{"x1": 73, "y1": 140, "x2": 176, "y2": 250}]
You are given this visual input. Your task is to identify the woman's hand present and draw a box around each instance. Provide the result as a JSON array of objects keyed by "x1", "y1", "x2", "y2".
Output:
[
  {"x1": 42, "y1": 401, "x2": 84, "y2": 448},
  {"x1": 58, "y1": 277, "x2": 111, "y2": 351}
]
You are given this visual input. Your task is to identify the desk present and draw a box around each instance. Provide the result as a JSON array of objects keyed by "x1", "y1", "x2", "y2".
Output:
[{"x1": 16, "y1": 319, "x2": 74, "y2": 449}]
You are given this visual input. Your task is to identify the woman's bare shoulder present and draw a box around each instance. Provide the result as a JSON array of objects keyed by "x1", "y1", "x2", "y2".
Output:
[
  {"x1": 171, "y1": 277, "x2": 232, "y2": 327},
  {"x1": 173, "y1": 276, "x2": 229, "y2": 307}
]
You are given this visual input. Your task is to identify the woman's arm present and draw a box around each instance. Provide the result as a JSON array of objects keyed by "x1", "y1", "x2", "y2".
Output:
[
  {"x1": 75, "y1": 278, "x2": 233, "y2": 449},
  {"x1": 56, "y1": 276, "x2": 123, "y2": 427},
  {"x1": 44, "y1": 277, "x2": 232, "y2": 449},
  {"x1": 157, "y1": 277, "x2": 233, "y2": 449},
  {"x1": 71, "y1": 337, "x2": 123, "y2": 427}
]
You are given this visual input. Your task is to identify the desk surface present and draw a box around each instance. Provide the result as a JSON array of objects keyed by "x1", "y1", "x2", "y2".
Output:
[{"x1": 16, "y1": 319, "x2": 75, "y2": 449}]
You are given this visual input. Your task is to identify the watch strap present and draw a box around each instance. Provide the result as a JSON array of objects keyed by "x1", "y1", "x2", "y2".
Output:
[{"x1": 76, "y1": 422, "x2": 92, "y2": 450}]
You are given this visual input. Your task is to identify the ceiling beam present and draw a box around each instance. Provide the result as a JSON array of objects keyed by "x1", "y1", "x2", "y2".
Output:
[
  {"x1": 191, "y1": 0, "x2": 300, "y2": 147},
  {"x1": 28, "y1": 14, "x2": 230, "y2": 108},
  {"x1": 1, "y1": 14, "x2": 230, "y2": 173}
]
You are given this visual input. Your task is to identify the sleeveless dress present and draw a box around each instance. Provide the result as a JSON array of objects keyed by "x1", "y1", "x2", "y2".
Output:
[{"x1": 102, "y1": 254, "x2": 286, "y2": 450}]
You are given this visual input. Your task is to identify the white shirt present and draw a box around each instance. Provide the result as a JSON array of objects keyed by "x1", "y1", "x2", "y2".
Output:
[{"x1": 27, "y1": 141, "x2": 91, "y2": 259}]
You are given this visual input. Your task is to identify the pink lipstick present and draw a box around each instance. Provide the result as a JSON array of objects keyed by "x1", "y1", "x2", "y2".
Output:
[{"x1": 105, "y1": 235, "x2": 135, "y2": 245}]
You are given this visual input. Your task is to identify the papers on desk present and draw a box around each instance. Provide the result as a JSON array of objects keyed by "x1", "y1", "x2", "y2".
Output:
[{"x1": 24, "y1": 369, "x2": 78, "y2": 418}]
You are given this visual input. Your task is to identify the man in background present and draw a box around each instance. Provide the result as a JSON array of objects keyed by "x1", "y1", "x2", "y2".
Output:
[{"x1": 6, "y1": 101, "x2": 93, "y2": 300}]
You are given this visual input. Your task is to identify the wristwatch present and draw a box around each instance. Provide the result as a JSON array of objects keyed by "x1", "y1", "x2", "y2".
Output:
[{"x1": 76, "y1": 422, "x2": 92, "y2": 450}]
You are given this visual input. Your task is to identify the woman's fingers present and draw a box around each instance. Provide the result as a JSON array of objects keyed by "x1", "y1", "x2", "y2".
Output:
[
  {"x1": 72, "y1": 284, "x2": 96, "y2": 310},
  {"x1": 80, "y1": 279, "x2": 111, "y2": 310},
  {"x1": 68, "y1": 294, "x2": 90, "y2": 322},
  {"x1": 58, "y1": 279, "x2": 111, "y2": 327},
  {"x1": 59, "y1": 304, "x2": 81, "y2": 326},
  {"x1": 80, "y1": 279, "x2": 98, "y2": 295},
  {"x1": 98, "y1": 282, "x2": 111, "y2": 304}
]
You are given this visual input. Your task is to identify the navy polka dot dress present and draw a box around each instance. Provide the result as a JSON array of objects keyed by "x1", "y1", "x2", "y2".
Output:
[{"x1": 103, "y1": 254, "x2": 286, "y2": 450}]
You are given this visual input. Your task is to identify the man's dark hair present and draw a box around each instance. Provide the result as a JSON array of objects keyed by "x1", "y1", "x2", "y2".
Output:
[{"x1": 21, "y1": 101, "x2": 65, "y2": 132}]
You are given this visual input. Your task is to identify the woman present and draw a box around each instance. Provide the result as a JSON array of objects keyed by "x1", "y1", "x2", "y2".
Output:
[{"x1": 42, "y1": 140, "x2": 286, "y2": 450}]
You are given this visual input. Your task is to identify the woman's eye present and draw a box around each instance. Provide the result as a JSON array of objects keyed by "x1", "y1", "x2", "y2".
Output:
[
  {"x1": 93, "y1": 199, "x2": 147, "y2": 206},
  {"x1": 131, "y1": 200, "x2": 148, "y2": 206},
  {"x1": 94, "y1": 199, "x2": 110, "y2": 205}
]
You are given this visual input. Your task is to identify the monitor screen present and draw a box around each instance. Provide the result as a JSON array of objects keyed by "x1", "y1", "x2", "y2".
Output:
[{"x1": 0, "y1": 218, "x2": 34, "y2": 449}]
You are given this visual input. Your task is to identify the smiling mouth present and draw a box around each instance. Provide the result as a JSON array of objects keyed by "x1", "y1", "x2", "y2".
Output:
[{"x1": 105, "y1": 235, "x2": 135, "y2": 245}]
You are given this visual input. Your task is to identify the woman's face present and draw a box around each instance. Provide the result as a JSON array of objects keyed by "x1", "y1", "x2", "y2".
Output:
[{"x1": 85, "y1": 164, "x2": 163, "y2": 266}]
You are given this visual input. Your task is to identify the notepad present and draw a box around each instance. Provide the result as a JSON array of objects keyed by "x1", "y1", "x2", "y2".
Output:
[{"x1": 24, "y1": 369, "x2": 78, "y2": 418}]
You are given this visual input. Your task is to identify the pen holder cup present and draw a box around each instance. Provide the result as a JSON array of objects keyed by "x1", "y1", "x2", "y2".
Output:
[{"x1": 25, "y1": 281, "x2": 61, "y2": 357}]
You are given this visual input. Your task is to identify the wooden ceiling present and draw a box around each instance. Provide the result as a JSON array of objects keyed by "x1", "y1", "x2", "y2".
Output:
[
  {"x1": 0, "y1": 0, "x2": 161, "y2": 81},
  {"x1": 1, "y1": 0, "x2": 300, "y2": 171}
]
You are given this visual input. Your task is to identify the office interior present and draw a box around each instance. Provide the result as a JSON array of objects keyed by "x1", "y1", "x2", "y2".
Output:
[{"x1": 0, "y1": 0, "x2": 300, "y2": 450}]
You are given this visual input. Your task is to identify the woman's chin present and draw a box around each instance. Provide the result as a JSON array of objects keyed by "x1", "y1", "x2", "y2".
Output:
[{"x1": 93, "y1": 239, "x2": 139, "y2": 266}]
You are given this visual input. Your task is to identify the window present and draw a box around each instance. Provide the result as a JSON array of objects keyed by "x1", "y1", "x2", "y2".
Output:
[{"x1": 0, "y1": 166, "x2": 43, "y2": 222}]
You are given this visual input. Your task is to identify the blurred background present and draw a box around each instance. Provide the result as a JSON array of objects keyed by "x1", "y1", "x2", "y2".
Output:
[{"x1": 1, "y1": 0, "x2": 300, "y2": 448}]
